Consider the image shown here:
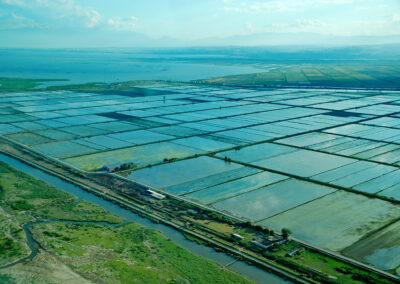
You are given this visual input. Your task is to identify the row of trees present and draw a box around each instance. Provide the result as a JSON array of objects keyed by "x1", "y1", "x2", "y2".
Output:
[
  {"x1": 244, "y1": 221, "x2": 292, "y2": 239},
  {"x1": 115, "y1": 162, "x2": 136, "y2": 171}
]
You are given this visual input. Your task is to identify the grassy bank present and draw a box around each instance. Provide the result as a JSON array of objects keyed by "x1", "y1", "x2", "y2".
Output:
[
  {"x1": 0, "y1": 78, "x2": 69, "y2": 93},
  {"x1": 0, "y1": 161, "x2": 254, "y2": 283},
  {"x1": 0, "y1": 160, "x2": 122, "y2": 267},
  {"x1": 0, "y1": 161, "x2": 122, "y2": 224},
  {"x1": 31, "y1": 222, "x2": 253, "y2": 284}
]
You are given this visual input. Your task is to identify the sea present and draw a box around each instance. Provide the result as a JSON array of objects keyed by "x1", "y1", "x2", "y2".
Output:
[{"x1": 0, "y1": 48, "x2": 265, "y2": 86}]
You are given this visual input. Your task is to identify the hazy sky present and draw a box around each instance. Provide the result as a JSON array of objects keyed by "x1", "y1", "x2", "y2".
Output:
[{"x1": 1, "y1": 0, "x2": 400, "y2": 46}]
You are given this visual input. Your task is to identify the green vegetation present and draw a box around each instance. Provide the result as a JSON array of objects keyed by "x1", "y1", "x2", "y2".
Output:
[
  {"x1": 45, "y1": 80, "x2": 166, "y2": 92},
  {"x1": 0, "y1": 274, "x2": 15, "y2": 284},
  {"x1": 32, "y1": 222, "x2": 253, "y2": 284},
  {"x1": 1, "y1": 63, "x2": 399, "y2": 94},
  {"x1": 0, "y1": 77, "x2": 66, "y2": 93},
  {"x1": 206, "y1": 63, "x2": 400, "y2": 88},
  {"x1": 0, "y1": 236, "x2": 25, "y2": 266},
  {"x1": 113, "y1": 162, "x2": 137, "y2": 172},
  {"x1": 270, "y1": 241, "x2": 395, "y2": 284},
  {"x1": 0, "y1": 160, "x2": 122, "y2": 266},
  {"x1": 0, "y1": 77, "x2": 167, "y2": 95},
  {"x1": 281, "y1": 228, "x2": 292, "y2": 239},
  {"x1": 0, "y1": 204, "x2": 30, "y2": 266},
  {"x1": 0, "y1": 161, "x2": 122, "y2": 223},
  {"x1": 0, "y1": 161, "x2": 253, "y2": 283}
]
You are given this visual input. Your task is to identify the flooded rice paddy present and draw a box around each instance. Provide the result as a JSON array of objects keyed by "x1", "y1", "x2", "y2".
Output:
[{"x1": 1, "y1": 84, "x2": 400, "y2": 273}]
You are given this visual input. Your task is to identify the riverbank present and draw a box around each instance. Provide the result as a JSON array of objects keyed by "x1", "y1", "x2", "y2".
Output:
[
  {"x1": 0, "y1": 159, "x2": 258, "y2": 283},
  {"x1": 0, "y1": 153, "x2": 287, "y2": 284}
]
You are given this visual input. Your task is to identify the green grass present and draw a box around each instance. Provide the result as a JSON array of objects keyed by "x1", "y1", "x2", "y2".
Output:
[
  {"x1": 0, "y1": 161, "x2": 123, "y2": 223},
  {"x1": 0, "y1": 78, "x2": 110, "y2": 94},
  {"x1": 0, "y1": 237, "x2": 24, "y2": 261},
  {"x1": 0, "y1": 274, "x2": 16, "y2": 284},
  {"x1": 44, "y1": 80, "x2": 166, "y2": 92},
  {"x1": 0, "y1": 219, "x2": 28, "y2": 266},
  {"x1": 271, "y1": 241, "x2": 394, "y2": 284},
  {"x1": 32, "y1": 222, "x2": 254, "y2": 284},
  {"x1": 0, "y1": 208, "x2": 30, "y2": 266},
  {"x1": 0, "y1": 77, "x2": 165, "y2": 94},
  {"x1": 0, "y1": 160, "x2": 122, "y2": 266},
  {"x1": 0, "y1": 77, "x2": 66, "y2": 93},
  {"x1": 0, "y1": 161, "x2": 253, "y2": 283}
]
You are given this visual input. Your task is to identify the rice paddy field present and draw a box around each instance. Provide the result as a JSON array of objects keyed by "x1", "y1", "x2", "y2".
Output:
[
  {"x1": 206, "y1": 63, "x2": 400, "y2": 89},
  {"x1": 1, "y1": 84, "x2": 400, "y2": 275}
]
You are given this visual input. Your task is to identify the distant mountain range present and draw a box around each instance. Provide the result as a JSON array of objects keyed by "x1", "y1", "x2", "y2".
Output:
[
  {"x1": 2, "y1": 28, "x2": 400, "y2": 48},
  {"x1": 189, "y1": 32, "x2": 400, "y2": 47}
]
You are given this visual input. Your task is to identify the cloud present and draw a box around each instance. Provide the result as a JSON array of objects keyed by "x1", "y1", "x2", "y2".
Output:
[
  {"x1": 0, "y1": 0, "x2": 102, "y2": 28},
  {"x1": 0, "y1": 12, "x2": 42, "y2": 29},
  {"x1": 0, "y1": 0, "x2": 138, "y2": 31},
  {"x1": 107, "y1": 16, "x2": 138, "y2": 31},
  {"x1": 296, "y1": 19, "x2": 327, "y2": 28},
  {"x1": 37, "y1": 0, "x2": 103, "y2": 28},
  {"x1": 222, "y1": 0, "x2": 369, "y2": 14},
  {"x1": 351, "y1": 16, "x2": 400, "y2": 36},
  {"x1": 57, "y1": 4, "x2": 102, "y2": 28},
  {"x1": 224, "y1": 0, "x2": 398, "y2": 37},
  {"x1": 1, "y1": 0, "x2": 397, "y2": 40},
  {"x1": 393, "y1": 13, "x2": 400, "y2": 23},
  {"x1": 0, "y1": 0, "x2": 26, "y2": 6}
]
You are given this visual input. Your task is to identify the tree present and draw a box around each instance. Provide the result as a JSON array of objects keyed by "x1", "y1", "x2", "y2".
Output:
[
  {"x1": 281, "y1": 228, "x2": 292, "y2": 239},
  {"x1": 255, "y1": 225, "x2": 263, "y2": 231},
  {"x1": 260, "y1": 227, "x2": 272, "y2": 235}
]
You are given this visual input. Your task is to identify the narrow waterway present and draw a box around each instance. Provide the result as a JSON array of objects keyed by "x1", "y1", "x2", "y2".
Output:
[
  {"x1": 0, "y1": 153, "x2": 291, "y2": 284},
  {"x1": 0, "y1": 220, "x2": 124, "y2": 270}
]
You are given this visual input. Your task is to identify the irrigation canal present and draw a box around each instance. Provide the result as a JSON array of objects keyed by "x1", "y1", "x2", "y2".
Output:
[{"x1": 0, "y1": 153, "x2": 291, "y2": 284}]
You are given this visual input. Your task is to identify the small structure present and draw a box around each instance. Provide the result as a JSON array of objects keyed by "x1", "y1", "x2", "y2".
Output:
[
  {"x1": 186, "y1": 209, "x2": 198, "y2": 215},
  {"x1": 101, "y1": 163, "x2": 120, "y2": 173},
  {"x1": 250, "y1": 241, "x2": 268, "y2": 250},
  {"x1": 286, "y1": 247, "x2": 305, "y2": 257},
  {"x1": 274, "y1": 239, "x2": 288, "y2": 246},
  {"x1": 145, "y1": 189, "x2": 166, "y2": 200},
  {"x1": 232, "y1": 234, "x2": 244, "y2": 241}
]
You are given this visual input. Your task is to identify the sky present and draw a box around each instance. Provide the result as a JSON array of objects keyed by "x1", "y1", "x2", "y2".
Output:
[{"x1": 1, "y1": 0, "x2": 400, "y2": 47}]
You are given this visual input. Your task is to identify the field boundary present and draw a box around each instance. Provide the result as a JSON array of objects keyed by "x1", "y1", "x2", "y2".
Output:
[{"x1": 1, "y1": 135, "x2": 399, "y2": 282}]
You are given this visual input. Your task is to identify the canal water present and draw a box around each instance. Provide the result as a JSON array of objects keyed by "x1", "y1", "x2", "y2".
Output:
[{"x1": 0, "y1": 153, "x2": 290, "y2": 284}]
